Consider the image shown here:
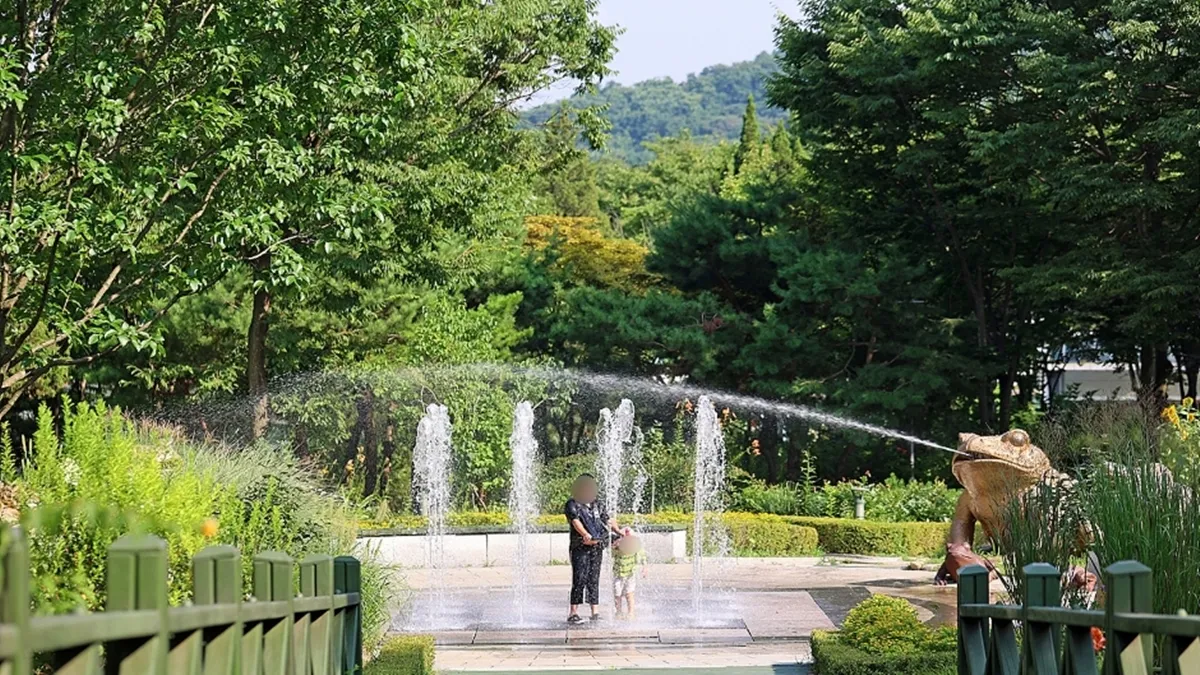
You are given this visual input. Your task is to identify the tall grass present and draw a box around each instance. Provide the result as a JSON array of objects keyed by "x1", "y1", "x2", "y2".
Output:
[
  {"x1": 1000, "y1": 401, "x2": 1200, "y2": 616},
  {"x1": 4, "y1": 403, "x2": 399, "y2": 652},
  {"x1": 996, "y1": 479, "x2": 1088, "y2": 606},
  {"x1": 1084, "y1": 460, "x2": 1200, "y2": 615}
]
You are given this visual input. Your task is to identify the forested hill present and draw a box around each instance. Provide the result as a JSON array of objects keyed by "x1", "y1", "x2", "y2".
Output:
[{"x1": 523, "y1": 52, "x2": 786, "y2": 164}]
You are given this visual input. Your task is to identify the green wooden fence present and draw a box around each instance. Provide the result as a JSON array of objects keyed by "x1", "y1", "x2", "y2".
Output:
[
  {"x1": 958, "y1": 561, "x2": 1200, "y2": 675},
  {"x1": 0, "y1": 525, "x2": 363, "y2": 675}
]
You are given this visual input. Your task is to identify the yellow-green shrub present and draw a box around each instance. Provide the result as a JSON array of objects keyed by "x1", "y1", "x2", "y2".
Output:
[
  {"x1": 840, "y1": 595, "x2": 930, "y2": 655},
  {"x1": 785, "y1": 517, "x2": 948, "y2": 557},
  {"x1": 367, "y1": 635, "x2": 435, "y2": 675},
  {"x1": 721, "y1": 512, "x2": 819, "y2": 556}
]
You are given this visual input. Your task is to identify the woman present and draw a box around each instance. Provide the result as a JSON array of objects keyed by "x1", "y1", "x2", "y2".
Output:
[{"x1": 564, "y1": 473, "x2": 622, "y2": 624}]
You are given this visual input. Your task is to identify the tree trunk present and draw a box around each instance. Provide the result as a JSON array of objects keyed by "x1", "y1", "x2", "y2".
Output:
[
  {"x1": 380, "y1": 420, "x2": 396, "y2": 496},
  {"x1": 998, "y1": 370, "x2": 1014, "y2": 431},
  {"x1": 1177, "y1": 342, "x2": 1200, "y2": 401},
  {"x1": 247, "y1": 254, "x2": 271, "y2": 440},
  {"x1": 360, "y1": 389, "x2": 379, "y2": 496},
  {"x1": 759, "y1": 416, "x2": 779, "y2": 484},
  {"x1": 1137, "y1": 344, "x2": 1173, "y2": 409}
]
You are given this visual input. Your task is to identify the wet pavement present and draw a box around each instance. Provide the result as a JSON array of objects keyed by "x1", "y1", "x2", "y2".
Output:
[{"x1": 382, "y1": 556, "x2": 990, "y2": 671}]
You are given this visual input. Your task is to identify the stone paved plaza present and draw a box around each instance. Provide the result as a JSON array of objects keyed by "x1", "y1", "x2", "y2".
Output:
[{"x1": 388, "y1": 556, "x2": 975, "y2": 672}]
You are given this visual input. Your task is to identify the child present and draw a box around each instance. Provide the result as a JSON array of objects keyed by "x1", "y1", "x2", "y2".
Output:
[
  {"x1": 564, "y1": 474, "x2": 621, "y2": 624},
  {"x1": 612, "y1": 528, "x2": 648, "y2": 620}
]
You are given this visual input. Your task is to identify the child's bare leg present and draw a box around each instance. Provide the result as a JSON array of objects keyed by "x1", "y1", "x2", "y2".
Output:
[{"x1": 627, "y1": 593, "x2": 636, "y2": 619}]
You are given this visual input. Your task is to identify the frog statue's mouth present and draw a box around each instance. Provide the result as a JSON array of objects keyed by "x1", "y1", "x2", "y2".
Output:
[{"x1": 952, "y1": 430, "x2": 1049, "y2": 475}]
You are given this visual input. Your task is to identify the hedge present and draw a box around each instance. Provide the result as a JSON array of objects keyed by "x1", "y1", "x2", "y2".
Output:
[
  {"x1": 366, "y1": 635, "x2": 435, "y2": 675},
  {"x1": 361, "y1": 511, "x2": 948, "y2": 558},
  {"x1": 811, "y1": 631, "x2": 956, "y2": 675},
  {"x1": 784, "y1": 517, "x2": 949, "y2": 557}
]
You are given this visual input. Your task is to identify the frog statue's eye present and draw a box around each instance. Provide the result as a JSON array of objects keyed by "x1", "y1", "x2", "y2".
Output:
[{"x1": 1003, "y1": 429, "x2": 1030, "y2": 448}]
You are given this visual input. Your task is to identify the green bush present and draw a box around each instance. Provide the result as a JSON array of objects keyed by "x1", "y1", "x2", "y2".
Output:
[
  {"x1": 785, "y1": 517, "x2": 948, "y2": 557},
  {"x1": 367, "y1": 635, "x2": 435, "y2": 675},
  {"x1": 732, "y1": 473, "x2": 959, "y2": 522},
  {"x1": 721, "y1": 512, "x2": 819, "y2": 556},
  {"x1": 812, "y1": 631, "x2": 956, "y2": 675},
  {"x1": 5, "y1": 402, "x2": 397, "y2": 654},
  {"x1": 839, "y1": 595, "x2": 930, "y2": 655}
]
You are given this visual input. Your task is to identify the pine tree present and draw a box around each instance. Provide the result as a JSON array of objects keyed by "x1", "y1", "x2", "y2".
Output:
[{"x1": 733, "y1": 94, "x2": 761, "y2": 174}]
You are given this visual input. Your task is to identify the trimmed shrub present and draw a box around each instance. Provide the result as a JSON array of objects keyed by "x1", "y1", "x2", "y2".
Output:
[
  {"x1": 840, "y1": 595, "x2": 929, "y2": 655},
  {"x1": 785, "y1": 517, "x2": 948, "y2": 557},
  {"x1": 811, "y1": 631, "x2": 956, "y2": 675},
  {"x1": 721, "y1": 512, "x2": 819, "y2": 556},
  {"x1": 367, "y1": 635, "x2": 435, "y2": 675}
]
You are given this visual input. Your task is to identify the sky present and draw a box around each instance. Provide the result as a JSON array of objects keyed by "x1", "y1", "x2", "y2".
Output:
[{"x1": 533, "y1": 0, "x2": 802, "y2": 105}]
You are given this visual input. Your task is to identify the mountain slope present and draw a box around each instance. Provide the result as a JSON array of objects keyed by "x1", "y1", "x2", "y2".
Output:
[{"x1": 524, "y1": 52, "x2": 786, "y2": 164}]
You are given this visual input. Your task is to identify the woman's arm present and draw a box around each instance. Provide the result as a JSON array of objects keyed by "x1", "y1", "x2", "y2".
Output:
[{"x1": 572, "y1": 518, "x2": 595, "y2": 544}]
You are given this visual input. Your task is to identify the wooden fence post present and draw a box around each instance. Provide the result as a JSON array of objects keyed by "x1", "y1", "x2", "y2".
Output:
[
  {"x1": 300, "y1": 554, "x2": 335, "y2": 675},
  {"x1": 334, "y1": 556, "x2": 362, "y2": 675},
  {"x1": 194, "y1": 545, "x2": 242, "y2": 675},
  {"x1": 1105, "y1": 561, "x2": 1153, "y2": 675},
  {"x1": 958, "y1": 564, "x2": 990, "y2": 675},
  {"x1": 1, "y1": 526, "x2": 32, "y2": 675},
  {"x1": 254, "y1": 552, "x2": 295, "y2": 675},
  {"x1": 1023, "y1": 563, "x2": 1061, "y2": 675},
  {"x1": 107, "y1": 534, "x2": 170, "y2": 675}
]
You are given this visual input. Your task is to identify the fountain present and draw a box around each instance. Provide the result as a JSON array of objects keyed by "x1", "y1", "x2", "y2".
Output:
[
  {"x1": 595, "y1": 398, "x2": 645, "y2": 522},
  {"x1": 508, "y1": 401, "x2": 539, "y2": 625},
  {"x1": 412, "y1": 403, "x2": 453, "y2": 623},
  {"x1": 230, "y1": 365, "x2": 963, "y2": 634},
  {"x1": 691, "y1": 395, "x2": 728, "y2": 611}
]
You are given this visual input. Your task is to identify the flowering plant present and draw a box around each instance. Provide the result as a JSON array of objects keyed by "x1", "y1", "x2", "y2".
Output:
[{"x1": 1161, "y1": 398, "x2": 1200, "y2": 483}]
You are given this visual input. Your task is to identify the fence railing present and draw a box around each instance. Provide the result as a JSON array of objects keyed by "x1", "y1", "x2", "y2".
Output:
[
  {"x1": 957, "y1": 561, "x2": 1200, "y2": 675},
  {"x1": 0, "y1": 525, "x2": 363, "y2": 675}
]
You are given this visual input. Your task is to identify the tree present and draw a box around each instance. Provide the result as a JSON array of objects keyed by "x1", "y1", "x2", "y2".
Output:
[
  {"x1": 770, "y1": 0, "x2": 1200, "y2": 420},
  {"x1": 533, "y1": 104, "x2": 606, "y2": 220},
  {"x1": 0, "y1": 0, "x2": 291, "y2": 418},
  {"x1": 733, "y1": 95, "x2": 761, "y2": 174}
]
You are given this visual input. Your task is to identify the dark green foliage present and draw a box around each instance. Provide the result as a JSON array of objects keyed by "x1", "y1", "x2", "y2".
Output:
[
  {"x1": 367, "y1": 635, "x2": 436, "y2": 675},
  {"x1": 730, "y1": 473, "x2": 959, "y2": 521},
  {"x1": 733, "y1": 95, "x2": 761, "y2": 174},
  {"x1": 524, "y1": 53, "x2": 787, "y2": 164},
  {"x1": 812, "y1": 631, "x2": 956, "y2": 675}
]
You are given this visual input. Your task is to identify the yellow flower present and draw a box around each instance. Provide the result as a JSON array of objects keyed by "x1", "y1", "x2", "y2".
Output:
[
  {"x1": 1163, "y1": 405, "x2": 1182, "y2": 427},
  {"x1": 1183, "y1": 397, "x2": 1195, "y2": 410}
]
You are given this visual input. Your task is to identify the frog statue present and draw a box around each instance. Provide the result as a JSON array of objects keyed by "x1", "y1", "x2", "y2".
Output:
[{"x1": 934, "y1": 428, "x2": 1076, "y2": 585}]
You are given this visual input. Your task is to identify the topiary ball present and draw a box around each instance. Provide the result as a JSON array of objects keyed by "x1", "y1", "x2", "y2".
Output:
[{"x1": 839, "y1": 594, "x2": 930, "y2": 656}]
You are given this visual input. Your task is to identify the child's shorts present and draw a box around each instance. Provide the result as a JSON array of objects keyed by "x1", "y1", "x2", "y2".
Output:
[{"x1": 614, "y1": 575, "x2": 636, "y2": 597}]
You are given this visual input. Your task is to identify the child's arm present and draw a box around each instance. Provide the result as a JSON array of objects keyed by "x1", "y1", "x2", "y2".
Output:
[{"x1": 638, "y1": 550, "x2": 648, "y2": 577}]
